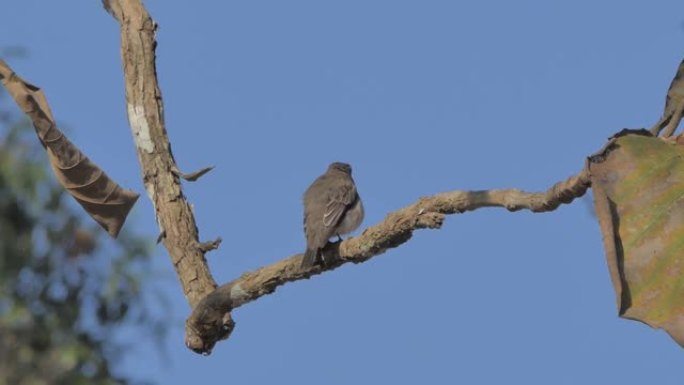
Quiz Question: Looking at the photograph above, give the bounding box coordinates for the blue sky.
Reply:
[3,1,684,384]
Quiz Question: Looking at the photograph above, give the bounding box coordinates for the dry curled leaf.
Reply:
[591,132,684,346]
[0,59,139,238]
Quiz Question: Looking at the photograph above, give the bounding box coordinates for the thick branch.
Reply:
[103,0,219,308]
[185,165,591,354]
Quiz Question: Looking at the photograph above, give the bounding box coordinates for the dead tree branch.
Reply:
[185,165,591,354]
[103,0,222,312]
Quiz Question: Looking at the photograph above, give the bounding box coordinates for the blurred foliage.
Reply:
[0,71,164,384]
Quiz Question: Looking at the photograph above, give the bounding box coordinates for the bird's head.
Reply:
[328,162,352,175]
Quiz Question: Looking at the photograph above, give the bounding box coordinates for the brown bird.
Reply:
[651,58,684,137]
[301,162,364,269]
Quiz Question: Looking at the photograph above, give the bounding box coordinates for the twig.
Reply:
[173,165,215,182]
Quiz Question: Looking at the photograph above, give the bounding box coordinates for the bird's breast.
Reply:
[335,197,364,235]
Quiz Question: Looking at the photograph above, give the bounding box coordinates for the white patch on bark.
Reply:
[145,182,163,233]
[127,103,155,153]
[230,283,249,303]
[145,182,156,208]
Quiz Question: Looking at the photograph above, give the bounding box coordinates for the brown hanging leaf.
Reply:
[0,59,139,238]
[591,130,684,346]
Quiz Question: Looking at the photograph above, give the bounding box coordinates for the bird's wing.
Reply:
[323,183,356,228]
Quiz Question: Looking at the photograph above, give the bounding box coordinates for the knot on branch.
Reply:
[415,211,445,229]
[199,237,222,253]
[185,293,234,355]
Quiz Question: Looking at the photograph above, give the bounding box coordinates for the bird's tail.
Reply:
[301,248,319,269]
